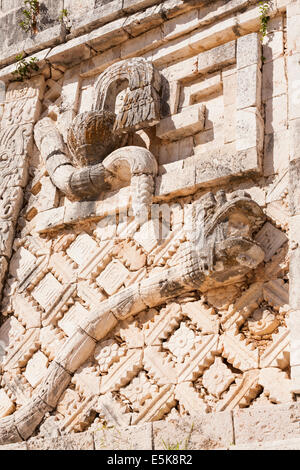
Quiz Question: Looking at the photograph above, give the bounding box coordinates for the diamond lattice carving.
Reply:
[0,185,292,439]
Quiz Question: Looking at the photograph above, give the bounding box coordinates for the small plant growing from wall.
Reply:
[58,8,71,33]
[59,8,69,23]
[19,0,40,34]
[12,54,39,82]
[258,1,270,41]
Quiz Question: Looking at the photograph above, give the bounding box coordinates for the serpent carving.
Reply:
[0,56,267,444]
[34,57,161,221]
[0,190,265,444]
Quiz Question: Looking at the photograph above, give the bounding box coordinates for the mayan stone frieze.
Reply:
[0,0,298,447]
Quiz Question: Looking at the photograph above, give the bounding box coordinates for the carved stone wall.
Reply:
[0,0,298,446]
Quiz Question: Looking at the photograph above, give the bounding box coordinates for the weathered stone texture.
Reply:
[0,0,297,449]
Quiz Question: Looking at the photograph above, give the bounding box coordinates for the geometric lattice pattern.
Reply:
[0,211,291,431]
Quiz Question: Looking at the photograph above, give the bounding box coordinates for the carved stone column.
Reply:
[287,1,300,393]
[0,76,45,300]
[289,160,300,393]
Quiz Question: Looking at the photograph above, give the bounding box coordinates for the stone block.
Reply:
[64,201,97,225]
[0,442,27,450]
[287,254,300,310]
[287,5,300,54]
[161,56,198,82]
[233,403,300,445]
[266,168,288,204]
[290,339,300,367]
[70,1,123,38]
[262,57,286,102]
[197,40,236,74]
[202,93,224,131]
[64,0,95,19]
[26,177,59,220]
[198,0,247,27]
[61,65,81,111]
[287,54,300,121]
[237,64,261,110]
[193,125,223,151]
[255,222,287,262]
[289,159,300,216]
[123,0,160,13]
[264,131,290,176]
[160,79,180,116]
[222,72,237,106]
[223,104,236,144]
[87,18,129,52]
[237,32,261,69]
[163,9,199,41]
[0,8,27,50]
[286,1,300,17]
[27,432,94,450]
[291,364,300,393]
[236,107,264,152]
[46,36,91,66]
[232,438,300,450]
[121,26,163,59]
[289,118,300,161]
[155,166,196,198]
[235,2,262,34]
[289,214,300,246]
[37,0,64,31]
[189,16,236,53]
[0,256,7,288]
[160,146,261,200]
[0,0,24,12]
[94,423,152,450]
[80,46,121,77]
[158,137,193,165]
[156,105,205,141]
[153,412,233,450]
[123,4,164,37]
[189,73,222,103]
[148,31,191,66]
[33,207,65,233]
[258,368,293,404]
[262,30,284,63]
[23,24,64,56]
[290,221,300,311]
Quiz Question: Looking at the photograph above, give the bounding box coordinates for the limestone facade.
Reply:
[0,0,299,446]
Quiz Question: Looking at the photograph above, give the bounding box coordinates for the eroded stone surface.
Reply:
[0,0,296,448]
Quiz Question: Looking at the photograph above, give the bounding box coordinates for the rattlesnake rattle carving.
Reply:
[0,193,265,444]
